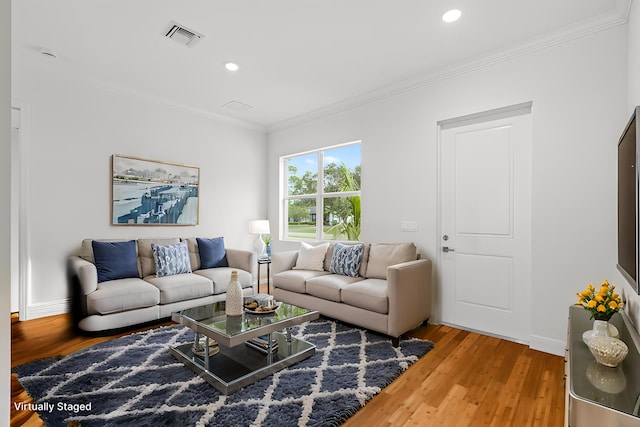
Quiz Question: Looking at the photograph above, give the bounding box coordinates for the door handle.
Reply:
[442,246,455,253]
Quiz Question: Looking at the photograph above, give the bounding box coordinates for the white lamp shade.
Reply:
[249,220,270,235]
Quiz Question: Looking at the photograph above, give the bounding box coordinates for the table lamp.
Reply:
[249,220,270,259]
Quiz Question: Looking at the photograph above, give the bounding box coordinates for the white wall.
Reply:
[1,0,11,422]
[629,0,640,111]
[11,66,267,317]
[267,26,628,355]
[618,0,640,330]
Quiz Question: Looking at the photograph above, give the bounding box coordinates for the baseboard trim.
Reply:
[529,334,566,357]
[25,298,71,320]
[439,321,566,356]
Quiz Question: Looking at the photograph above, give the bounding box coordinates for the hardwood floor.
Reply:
[10,314,566,426]
[342,325,565,427]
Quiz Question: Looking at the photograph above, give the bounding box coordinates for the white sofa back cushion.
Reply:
[365,243,417,279]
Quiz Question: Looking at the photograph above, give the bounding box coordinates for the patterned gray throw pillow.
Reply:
[152,241,192,277]
[329,243,365,277]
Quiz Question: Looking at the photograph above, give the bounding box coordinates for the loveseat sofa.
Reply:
[272,241,431,345]
[69,237,256,332]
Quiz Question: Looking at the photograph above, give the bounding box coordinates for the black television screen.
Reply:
[618,106,639,291]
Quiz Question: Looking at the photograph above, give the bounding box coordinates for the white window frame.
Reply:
[280,141,361,242]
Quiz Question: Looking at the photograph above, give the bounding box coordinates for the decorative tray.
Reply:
[243,303,279,314]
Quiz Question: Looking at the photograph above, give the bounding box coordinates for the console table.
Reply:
[566,305,640,426]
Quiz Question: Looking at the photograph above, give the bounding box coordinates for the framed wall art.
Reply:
[111,154,200,225]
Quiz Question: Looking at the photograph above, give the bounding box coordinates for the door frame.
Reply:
[11,101,31,320]
[435,101,533,338]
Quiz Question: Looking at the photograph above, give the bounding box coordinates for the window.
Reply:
[282,142,361,241]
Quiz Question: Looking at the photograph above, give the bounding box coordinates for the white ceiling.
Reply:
[12,0,628,131]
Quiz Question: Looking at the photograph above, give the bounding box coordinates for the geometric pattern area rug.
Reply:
[13,318,434,427]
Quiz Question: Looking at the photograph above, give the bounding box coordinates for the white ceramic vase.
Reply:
[225,270,244,316]
[582,320,620,346]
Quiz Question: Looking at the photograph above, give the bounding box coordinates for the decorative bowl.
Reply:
[588,336,628,368]
[582,323,620,346]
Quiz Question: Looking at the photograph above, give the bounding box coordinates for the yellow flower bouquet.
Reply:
[576,280,624,321]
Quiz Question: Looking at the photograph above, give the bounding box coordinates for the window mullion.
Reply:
[324,191,360,198]
[317,151,324,241]
[283,193,317,201]
[282,158,288,239]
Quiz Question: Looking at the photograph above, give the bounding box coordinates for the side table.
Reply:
[257,258,272,294]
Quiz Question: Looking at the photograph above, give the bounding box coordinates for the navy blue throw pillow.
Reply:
[197,237,229,269]
[92,240,139,283]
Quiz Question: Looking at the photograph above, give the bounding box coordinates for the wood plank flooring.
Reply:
[342,325,565,427]
[11,314,566,426]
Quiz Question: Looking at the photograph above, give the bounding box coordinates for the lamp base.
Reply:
[255,235,266,257]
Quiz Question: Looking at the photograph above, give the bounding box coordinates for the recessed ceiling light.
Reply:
[224,62,239,71]
[442,9,462,23]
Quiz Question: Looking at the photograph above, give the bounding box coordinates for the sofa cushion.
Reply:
[330,243,365,277]
[194,267,253,294]
[341,278,389,314]
[86,278,160,315]
[293,242,330,271]
[144,273,213,304]
[138,238,181,277]
[151,241,192,277]
[365,243,417,280]
[91,240,140,283]
[184,238,202,271]
[323,242,336,272]
[273,270,331,293]
[197,237,229,269]
[306,274,363,302]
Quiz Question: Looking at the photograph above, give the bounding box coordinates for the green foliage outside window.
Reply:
[324,163,361,241]
[285,144,361,241]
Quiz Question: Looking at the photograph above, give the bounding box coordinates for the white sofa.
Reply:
[69,237,257,332]
[272,242,431,345]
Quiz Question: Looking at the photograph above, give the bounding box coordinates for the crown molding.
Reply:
[267,1,631,134]
[17,1,630,136]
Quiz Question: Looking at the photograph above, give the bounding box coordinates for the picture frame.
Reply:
[111,154,200,225]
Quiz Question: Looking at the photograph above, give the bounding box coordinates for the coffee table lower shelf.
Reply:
[170,331,315,394]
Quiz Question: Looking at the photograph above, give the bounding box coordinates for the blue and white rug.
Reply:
[13,318,433,427]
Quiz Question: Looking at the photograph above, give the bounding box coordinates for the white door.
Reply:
[439,108,532,343]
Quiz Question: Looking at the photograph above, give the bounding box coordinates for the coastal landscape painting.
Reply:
[112,154,199,225]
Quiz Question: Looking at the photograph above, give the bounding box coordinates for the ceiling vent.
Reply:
[164,21,204,47]
[222,101,255,113]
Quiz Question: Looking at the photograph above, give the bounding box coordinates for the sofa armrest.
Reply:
[272,250,299,275]
[69,255,98,295]
[225,248,257,279]
[386,258,432,338]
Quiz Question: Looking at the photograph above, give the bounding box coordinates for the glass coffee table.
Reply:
[170,299,319,394]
